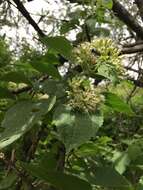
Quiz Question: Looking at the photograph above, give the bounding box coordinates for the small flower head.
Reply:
[67,76,104,113]
[72,38,123,76]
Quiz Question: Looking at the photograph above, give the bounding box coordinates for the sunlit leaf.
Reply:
[102,0,113,9]
[104,92,134,115]
[98,64,118,82]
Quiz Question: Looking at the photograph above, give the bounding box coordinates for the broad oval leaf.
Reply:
[53,105,103,152]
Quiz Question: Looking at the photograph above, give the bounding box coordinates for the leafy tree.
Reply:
[0,0,143,190]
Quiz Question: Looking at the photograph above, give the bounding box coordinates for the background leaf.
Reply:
[0,71,31,84]
[0,96,56,149]
[92,166,132,189]
[24,163,92,190]
[0,172,17,190]
[0,87,14,99]
[104,92,134,115]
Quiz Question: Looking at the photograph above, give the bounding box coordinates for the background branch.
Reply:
[112,0,143,39]
[12,0,45,37]
[134,0,143,22]
[121,43,143,54]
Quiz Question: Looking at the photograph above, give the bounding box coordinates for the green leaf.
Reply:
[0,87,14,99]
[127,140,143,163]
[102,0,113,9]
[86,18,96,29]
[76,137,112,157]
[112,152,130,174]
[0,71,31,84]
[44,53,59,65]
[94,27,110,37]
[136,183,143,190]
[37,152,57,171]
[75,142,99,157]
[97,64,118,82]
[24,164,92,190]
[0,172,17,190]
[86,18,110,37]
[41,36,73,59]
[136,176,143,190]
[104,92,134,115]
[31,60,61,79]
[60,19,79,34]
[53,105,103,152]
[92,167,132,188]
[0,96,56,149]
[96,3,105,22]
[39,79,65,98]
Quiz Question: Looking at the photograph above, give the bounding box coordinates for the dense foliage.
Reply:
[0,0,143,189]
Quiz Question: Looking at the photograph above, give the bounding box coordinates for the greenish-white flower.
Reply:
[72,38,123,76]
[67,76,104,113]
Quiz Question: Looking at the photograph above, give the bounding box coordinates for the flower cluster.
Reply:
[67,76,104,113]
[72,42,97,75]
[72,38,123,76]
